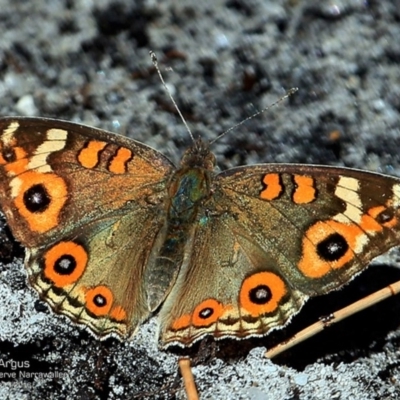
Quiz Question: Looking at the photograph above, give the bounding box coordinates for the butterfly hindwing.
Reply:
[26,210,170,339]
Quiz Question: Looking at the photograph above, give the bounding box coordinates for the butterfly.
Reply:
[1,115,400,349]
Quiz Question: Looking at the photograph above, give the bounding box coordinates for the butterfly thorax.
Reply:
[179,138,216,170]
[168,139,215,222]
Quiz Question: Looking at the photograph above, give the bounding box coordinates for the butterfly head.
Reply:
[180,138,216,171]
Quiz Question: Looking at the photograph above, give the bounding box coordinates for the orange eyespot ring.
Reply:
[43,241,88,287]
[240,272,286,317]
[192,299,224,327]
[13,171,68,233]
[85,286,114,316]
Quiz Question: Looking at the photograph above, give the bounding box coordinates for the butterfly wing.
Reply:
[0,117,175,338]
[0,117,173,247]
[159,164,400,346]
[27,212,167,338]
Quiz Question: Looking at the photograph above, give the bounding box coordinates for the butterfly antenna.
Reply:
[150,51,196,144]
[209,87,298,145]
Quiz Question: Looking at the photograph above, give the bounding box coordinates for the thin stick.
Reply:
[265,279,400,359]
[179,358,199,400]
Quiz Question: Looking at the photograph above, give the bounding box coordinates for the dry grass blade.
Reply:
[266,280,400,358]
[179,358,199,400]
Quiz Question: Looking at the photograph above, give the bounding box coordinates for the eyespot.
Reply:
[298,220,364,278]
[85,286,113,316]
[240,272,287,317]
[12,171,68,233]
[316,233,348,261]
[192,299,224,327]
[43,241,88,287]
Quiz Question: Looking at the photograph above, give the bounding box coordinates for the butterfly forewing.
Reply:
[218,164,400,294]
[0,117,174,248]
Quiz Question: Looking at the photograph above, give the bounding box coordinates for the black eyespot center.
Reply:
[23,184,51,213]
[54,254,76,275]
[377,208,394,224]
[93,294,107,307]
[249,284,272,305]
[316,233,348,261]
[199,307,214,319]
[2,147,16,163]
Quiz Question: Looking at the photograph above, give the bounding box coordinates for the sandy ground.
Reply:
[0,0,399,399]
